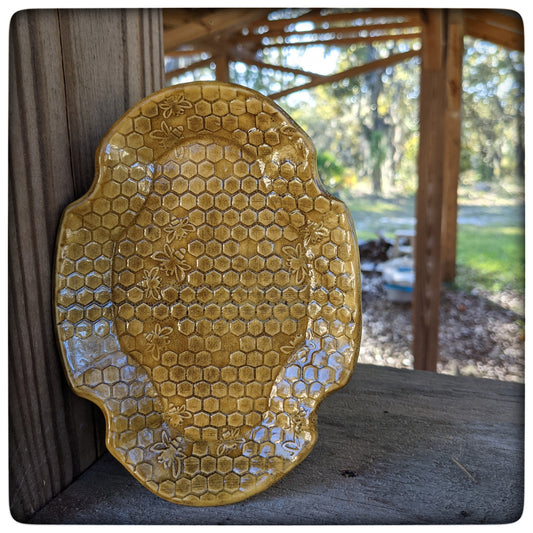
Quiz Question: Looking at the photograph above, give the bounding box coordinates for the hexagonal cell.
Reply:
[228,319,245,336]
[187,239,204,258]
[74,257,92,276]
[206,176,223,194]
[263,319,280,336]
[215,455,233,476]
[192,98,213,118]
[102,180,121,199]
[144,225,161,242]
[273,269,290,286]
[187,116,204,134]
[212,100,229,116]
[229,158,248,179]
[200,85,220,102]
[227,412,244,428]
[237,334,254,352]
[240,271,256,288]
[188,176,205,195]
[221,114,238,132]
[228,96,246,114]
[129,414,146,433]
[205,115,221,132]
[193,380,210,399]
[264,129,280,146]
[245,97,262,115]
[228,225,246,242]
[257,240,274,257]
[214,193,231,211]
[92,198,111,217]
[257,208,275,226]
[133,115,151,134]
[222,240,238,257]
[247,129,263,147]
[236,396,254,415]
[247,319,264,337]
[243,190,266,210]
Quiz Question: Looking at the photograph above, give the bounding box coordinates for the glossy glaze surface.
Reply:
[54,81,362,505]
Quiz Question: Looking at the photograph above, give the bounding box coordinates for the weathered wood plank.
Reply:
[9,8,164,521]
[9,11,98,520]
[28,364,524,525]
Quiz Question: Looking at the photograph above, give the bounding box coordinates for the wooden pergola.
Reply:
[9,9,524,522]
[162,7,524,372]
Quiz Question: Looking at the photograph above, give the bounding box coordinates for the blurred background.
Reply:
[164,7,524,382]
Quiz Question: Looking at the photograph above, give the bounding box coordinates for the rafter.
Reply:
[166,49,212,57]
[242,19,422,44]
[245,8,319,32]
[246,8,420,33]
[165,58,213,81]
[229,51,324,80]
[463,11,523,51]
[259,32,421,49]
[163,8,271,53]
[269,48,420,100]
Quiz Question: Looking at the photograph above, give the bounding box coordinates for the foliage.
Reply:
[460,37,524,184]
[280,37,523,198]
[315,151,346,192]
[165,21,525,296]
[283,42,422,196]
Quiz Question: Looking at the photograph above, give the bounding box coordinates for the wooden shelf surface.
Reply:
[29,363,524,525]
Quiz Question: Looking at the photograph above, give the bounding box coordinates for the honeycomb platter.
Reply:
[54,81,362,505]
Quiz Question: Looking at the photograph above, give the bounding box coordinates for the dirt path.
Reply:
[359,271,525,383]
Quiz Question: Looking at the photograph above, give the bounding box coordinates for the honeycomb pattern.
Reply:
[54,81,362,506]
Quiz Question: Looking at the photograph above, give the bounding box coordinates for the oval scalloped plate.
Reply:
[54,81,362,506]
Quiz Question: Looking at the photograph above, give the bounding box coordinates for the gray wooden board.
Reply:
[28,364,524,525]
[8,9,163,521]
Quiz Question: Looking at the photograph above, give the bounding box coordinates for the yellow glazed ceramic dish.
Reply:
[54,81,362,506]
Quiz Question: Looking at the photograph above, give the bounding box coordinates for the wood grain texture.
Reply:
[29,364,524,525]
[8,8,163,522]
[413,10,446,371]
[441,11,464,282]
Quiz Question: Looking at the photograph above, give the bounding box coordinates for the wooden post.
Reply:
[215,53,230,82]
[9,9,163,521]
[413,9,447,371]
[441,10,464,282]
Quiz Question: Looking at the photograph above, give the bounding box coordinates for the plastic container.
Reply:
[381,257,415,302]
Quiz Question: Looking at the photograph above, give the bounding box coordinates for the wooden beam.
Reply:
[214,54,230,83]
[165,58,213,80]
[230,53,322,80]
[245,8,319,32]
[163,8,271,53]
[441,10,464,282]
[166,48,211,57]
[464,9,523,34]
[259,32,421,49]
[463,14,523,51]
[240,20,422,43]
[247,8,421,32]
[268,48,419,99]
[413,9,446,372]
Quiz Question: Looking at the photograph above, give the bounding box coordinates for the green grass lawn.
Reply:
[455,224,525,293]
[342,187,525,295]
